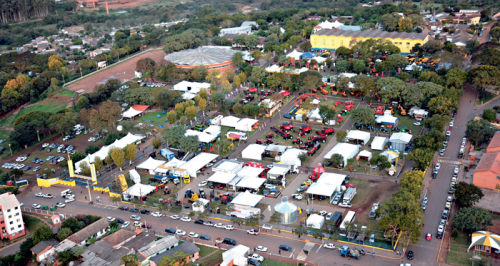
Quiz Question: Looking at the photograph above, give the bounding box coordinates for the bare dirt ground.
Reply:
[66,49,166,94]
[352,179,400,223]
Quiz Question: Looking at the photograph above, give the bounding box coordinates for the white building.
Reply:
[219,21,257,36]
[324,143,360,166]
[0,192,25,240]
[222,244,250,265]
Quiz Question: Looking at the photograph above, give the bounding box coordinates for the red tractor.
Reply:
[309,134,327,143]
[245,94,255,101]
[247,87,258,93]
[265,138,274,144]
[318,127,335,135]
[299,124,312,135]
[282,132,293,140]
[292,137,303,145]
[280,122,294,131]
[256,139,264,144]
[266,132,275,138]
[307,142,321,156]
[299,140,314,150]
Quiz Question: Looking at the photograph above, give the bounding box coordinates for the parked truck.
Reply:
[343,187,357,204]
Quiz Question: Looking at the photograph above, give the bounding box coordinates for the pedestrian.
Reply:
[85,196,87,200]
[397,250,400,255]
[279,229,281,234]
[30,188,31,191]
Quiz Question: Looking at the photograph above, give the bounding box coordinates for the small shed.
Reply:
[371,136,388,151]
[389,132,412,152]
[306,214,324,229]
[358,150,372,161]
[241,144,267,160]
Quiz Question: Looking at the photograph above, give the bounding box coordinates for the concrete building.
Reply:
[311,29,428,54]
[67,218,109,246]
[0,192,25,240]
[31,239,59,262]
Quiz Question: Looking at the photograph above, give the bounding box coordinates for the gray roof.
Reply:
[265,144,288,153]
[102,229,135,246]
[82,240,132,266]
[122,232,156,250]
[137,235,179,257]
[31,239,59,254]
[314,28,427,40]
[241,21,257,27]
[337,25,362,31]
[164,46,237,66]
[68,218,109,244]
[149,242,200,265]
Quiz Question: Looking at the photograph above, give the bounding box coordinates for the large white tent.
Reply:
[171,81,210,92]
[198,132,218,143]
[230,191,264,207]
[268,164,290,179]
[207,172,237,184]
[346,130,371,145]
[371,136,388,151]
[235,118,258,132]
[241,144,266,161]
[315,172,345,193]
[181,153,218,178]
[375,111,399,126]
[155,158,187,176]
[129,169,141,184]
[204,125,221,136]
[136,157,166,174]
[307,108,322,123]
[390,133,412,151]
[324,143,360,166]
[306,182,337,198]
[221,116,241,127]
[123,183,156,199]
[122,107,143,119]
[306,214,325,229]
[286,49,303,60]
[310,56,326,64]
[280,148,307,166]
[265,64,282,73]
[235,177,266,191]
[236,167,264,178]
[185,130,202,137]
[75,133,143,171]
[213,160,243,174]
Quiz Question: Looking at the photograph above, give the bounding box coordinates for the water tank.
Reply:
[274,196,298,225]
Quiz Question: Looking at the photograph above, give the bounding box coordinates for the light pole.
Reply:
[37,130,40,142]
[9,143,12,156]
[87,180,92,202]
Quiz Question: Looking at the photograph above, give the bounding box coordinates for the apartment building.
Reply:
[0,192,25,240]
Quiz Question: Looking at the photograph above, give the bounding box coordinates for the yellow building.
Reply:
[444,15,481,25]
[311,29,429,55]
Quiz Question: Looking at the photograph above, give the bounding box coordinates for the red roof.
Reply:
[476,152,500,175]
[487,132,500,152]
[132,105,149,112]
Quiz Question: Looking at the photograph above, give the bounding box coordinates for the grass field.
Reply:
[14,91,73,123]
[197,250,223,265]
[196,244,218,257]
[446,231,488,266]
[23,215,46,234]
[0,114,16,128]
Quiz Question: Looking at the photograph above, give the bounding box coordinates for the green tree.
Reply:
[184,106,198,124]
[32,226,53,245]
[408,148,434,170]
[85,145,100,154]
[319,105,336,124]
[121,254,140,266]
[70,246,85,257]
[399,171,425,199]
[164,125,186,146]
[158,251,189,266]
[104,133,121,145]
[330,154,344,167]
[109,147,125,170]
[453,182,484,208]
[452,208,493,233]
[166,110,177,125]
[270,212,282,224]
[350,107,375,125]
[466,119,497,145]
[299,41,312,51]
[335,129,347,143]
[179,135,199,153]
[352,60,366,73]
[445,68,467,88]
[57,227,73,241]
[124,144,137,165]
[482,109,496,122]
[250,67,266,87]
[152,136,162,149]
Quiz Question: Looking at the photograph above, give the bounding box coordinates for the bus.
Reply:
[339,211,356,237]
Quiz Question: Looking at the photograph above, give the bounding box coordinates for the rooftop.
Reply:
[313,28,428,40]
[476,152,500,175]
[150,242,200,265]
[121,231,156,250]
[31,239,59,254]
[101,229,135,246]
[137,235,179,258]
[487,132,500,152]
[164,46,237,66]
[67,218,109,244]
[0,192,21,209]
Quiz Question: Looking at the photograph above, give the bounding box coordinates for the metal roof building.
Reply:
[164,46,237,72]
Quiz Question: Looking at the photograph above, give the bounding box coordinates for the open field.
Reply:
[198,250,223,265]
[196,244,218,257]
[66,49,167,93]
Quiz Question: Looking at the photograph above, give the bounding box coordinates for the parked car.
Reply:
[279,245,292,251]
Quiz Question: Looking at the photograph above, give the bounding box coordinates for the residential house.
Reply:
[67,218,109,246]
[82,37,99,47]
[221,244,250,265]
[149,242,200,266]
[257,37,265,49]
[101,229,135,246]
[90,48,110,58]
[31,239,59,262]
[473,132,500,190]
[459,9,480,14]
[0,192,25,240]
[81,240,132,266]
[303,16,322,21]
[137,235,180,262]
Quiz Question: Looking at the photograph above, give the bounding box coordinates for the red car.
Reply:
[217,184,225,190]
[345,183,355,188]
[141,223,152,229]
[426,233,432,241]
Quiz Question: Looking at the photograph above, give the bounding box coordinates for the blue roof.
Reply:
[301,52,317,59]
[337,25,362,31]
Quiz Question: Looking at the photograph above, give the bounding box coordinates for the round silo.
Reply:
[274,196,298,225]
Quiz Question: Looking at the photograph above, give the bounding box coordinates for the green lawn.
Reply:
[260,259,296,266]
[196,244,218,257]
[477,91,496,105]
[0,129,11,150]
[0,114,15,128]
[58,90,76,97]
[23,215,47,234]
[197,250,223,265]
[131,110,169,126]
[15,101,68,122]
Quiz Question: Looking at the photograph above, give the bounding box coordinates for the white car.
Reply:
[453,167,459,175]
[214,223,225,228]
[339,202,352,208]
[181,216,191,222]
[265,184,276,190]
[42,143,49,147]
[43,194,54,199]
[32,204,41,209]
[449,122,454,127]
[247,229,259,235]
[438,225,444,232]
[462,138,467,145]
[445,202,451,209]
[435,163,441,170]
[224,225,234,230]
[133,221,142,227]
[56,202,66,208]
[446,131,451,136]
[413,122,421,126]
[151,212,162,217]
[203,221,214,226]
[176,230,186,236]
[35,192,44,197]
[198,181,208,187]
[170,215,180,220]
[65,198,75,203]
[122,221,130,228]
[291,194,303,200]
[130,215,141,220]
[255,246,268,252]
[324,243,336,249]
[248,254,264,262]
[106,217,116,222]
[188,232,199,238]
[326,213,333,220]
[318,210,327,216]
[447,196,453,202]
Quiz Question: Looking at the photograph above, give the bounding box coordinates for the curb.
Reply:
[476,93,500,108]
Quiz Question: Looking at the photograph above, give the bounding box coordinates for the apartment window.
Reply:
[10,227,14,231]
[17,225,21,228]
[407,42,410,45]
[497,175,500,180]
[18,230,22,234]
[1,221,4,224]
[12,233,15,237]
[496,184,500,190]
[9,221,13,225]
[16,219,20,222]
[14,213,19,216]
[8,215,11,219]
[6,209,10,213]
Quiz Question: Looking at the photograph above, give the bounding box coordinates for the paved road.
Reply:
[18,187,402,265]
[0,241,23,257]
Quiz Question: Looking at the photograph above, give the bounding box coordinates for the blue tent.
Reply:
[301,52,317,59]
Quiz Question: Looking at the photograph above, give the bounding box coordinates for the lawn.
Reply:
[446,231,488,266]
[196,244,218,257]
[131,110,169,128]
[15,99,68,123]
[477,90,496,105]
[197,250,223,265]
[260,260,296,266]
[23,215,45,234]
[349,179,372,205]
[0,114,15,128]
[58,90,76,97]
[0,129,11,152]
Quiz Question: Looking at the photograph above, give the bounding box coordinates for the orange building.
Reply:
[473,132,500,190]
[164,46,236,73]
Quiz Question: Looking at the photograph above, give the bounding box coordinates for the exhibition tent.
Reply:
[235,177,266,191]
[171,81,210,92]
[286,49,303,60]
[154,158,187,174]
[213,160,243,174]
[267,164,290,179]
[236,167,264,178]
[390,132,413,151]
[207,172,237,184]
[241,144,267,161]
[204,126,221,136]
[136,157,166,174]
[358,150,372,161]
[185,130,202,137]
[375,112,399,126]
[346,130,371,145]
[306,182,337,198]
[181,153,218,178]
[230,191,264,207]
[323,143,360,166]
[265,64,282,73]
[122,107,143,119]
[123,183,156,198]
[221,116,241,127]
[306,214,325,229]
[198,132,218,143]
[301,52,317,59]
[235,118,258,132]
[280,148,307,166]
[371,136,388,151]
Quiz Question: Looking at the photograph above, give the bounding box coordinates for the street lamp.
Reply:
[37,130,40,142]
[9,143,12,156]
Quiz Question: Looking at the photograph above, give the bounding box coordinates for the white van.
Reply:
[61,189,72,197]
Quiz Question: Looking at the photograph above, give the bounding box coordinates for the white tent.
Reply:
[185,130,202,137]
[236,176,266,190]
[231,191,264,207]
[346,130,370,145]
[181,153,219,178]
[241,144,266,160]
[316,173,345,192]
[198,132,217,143]
[324,143,360,166]
[235,118,258,132]
[280,148,307,166]
[371,136,388,151]
[213,160,243,174]
[338,73,357,79]
[155,158,187,176]
[242,51,254,61]
[182,92,197,100]
[75,133,143,171]
[375,112,399,126]
[306,214,324,229]
[306,183,337,198]
[192,198,210,212]
[123,183,155,198]
[390,133,412,151]
[221,116,241,127]
[122,107,143,118]
[204,125,221,136]
[207,172,237,184]
[171,81,210,92]
[265,64,282,73]
[136,157,166,174]
[310,56,326,64]
[307,108,322,123]
[267,164,290,179]
[318,20,343,29]
[358,150,372,161]
[286,49,303,60]
[236,167,264,178]
[129,169,141,184]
